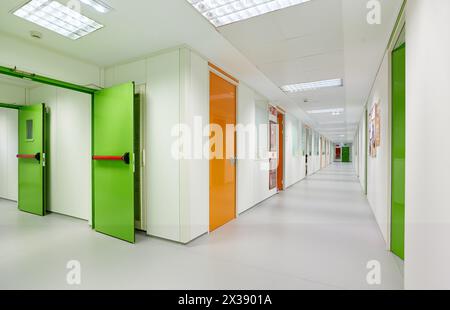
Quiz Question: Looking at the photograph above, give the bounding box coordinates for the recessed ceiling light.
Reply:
[307,108,344,115]
[187,0,311,27]
[13,0,104,40]
[80,0,112,13]
[282,78,343,93]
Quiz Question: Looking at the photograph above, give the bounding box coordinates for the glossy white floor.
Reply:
[0,163,403,290]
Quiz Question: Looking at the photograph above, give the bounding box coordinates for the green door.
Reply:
[391,44,405,259]
[18,103,46,216]
[341,147,350,163]
[93,82,135,243]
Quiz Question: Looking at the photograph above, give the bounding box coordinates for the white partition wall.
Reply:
[179,49,210,242]
[0,81,24,202]
[29,85,92,222]
[236,82,256,214]
[284,113,306,188]
[0,107,18,201]
[146,50,183,241]
[252,100,277,207]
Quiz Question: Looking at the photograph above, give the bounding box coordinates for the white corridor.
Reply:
[0,163,403,290]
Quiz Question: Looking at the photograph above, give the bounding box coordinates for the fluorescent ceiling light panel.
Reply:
[307,108,344,115]
[13,0,104,40]
[80,0,112,13]
[187,0,311,27]
[282,78,343,93]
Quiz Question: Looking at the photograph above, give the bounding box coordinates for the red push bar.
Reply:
[92,155,123,161]
[17,154,36,159]
[92,153,130,164]
[17,153,40,161]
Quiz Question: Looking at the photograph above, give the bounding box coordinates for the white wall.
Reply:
[29,85,92,221]
[236,83,257,214]
[252,100,277,207]
[0,107,18,201]
[0,82,26,105]
[284,113,306,188]
[357,111,367,193]
[0,33,101,87]
[365,55,391,244]
[236,85,279,214]
[354,52,390,246]
[308,131,321,175]
[180,49,210,242]
[146,50,182,242]
[404,0,450,290]
[0,82,24,202]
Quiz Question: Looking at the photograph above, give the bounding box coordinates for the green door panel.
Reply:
[342,147,350,163]
[18,104,46,216]
[93,82,135,243]
[391,44,406,260]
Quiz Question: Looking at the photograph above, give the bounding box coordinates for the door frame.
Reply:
[208,65,239,231]
[0,68,99,223]
[134,84,147,232]
[277,111,284,191]
[390,42,406,259]
[386,7,406,252]
[17,103,47,216]
[0,103,23,110]
[1,66,140,241]
[0,66,95,94]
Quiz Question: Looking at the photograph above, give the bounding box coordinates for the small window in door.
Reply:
[26,119,34,141]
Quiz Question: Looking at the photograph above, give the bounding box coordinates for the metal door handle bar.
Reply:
[17,153,40,162]
[92,152,130,164]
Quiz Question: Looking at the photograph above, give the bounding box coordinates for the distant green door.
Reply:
[391,44,406,260]
[93,82,135,243]
[18,104,47,216]
[341,147,350,162]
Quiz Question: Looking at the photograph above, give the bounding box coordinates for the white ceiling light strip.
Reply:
[282,78,343,93]
[187,0,311,27]
[307,108,344,115]
[80,0,112,13]
[13,0,104,40]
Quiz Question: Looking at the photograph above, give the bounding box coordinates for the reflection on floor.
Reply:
[0,163,403,289]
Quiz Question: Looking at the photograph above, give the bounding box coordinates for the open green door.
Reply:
[93,82,135,243]
[18,104,47,216]
[391,44,405,259]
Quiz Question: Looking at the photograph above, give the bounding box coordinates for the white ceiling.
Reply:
[219,0,403,143]
[0,0,403,142]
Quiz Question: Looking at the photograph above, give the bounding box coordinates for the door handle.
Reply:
[17,153,40,162]
[92,152,130,165]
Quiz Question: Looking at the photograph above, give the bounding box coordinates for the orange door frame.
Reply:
[209,69,237,232]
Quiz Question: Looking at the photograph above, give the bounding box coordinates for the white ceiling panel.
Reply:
[219,0,403,143]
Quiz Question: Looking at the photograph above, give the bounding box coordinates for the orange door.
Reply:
[277,113,284,191]
[209,72,236,232]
